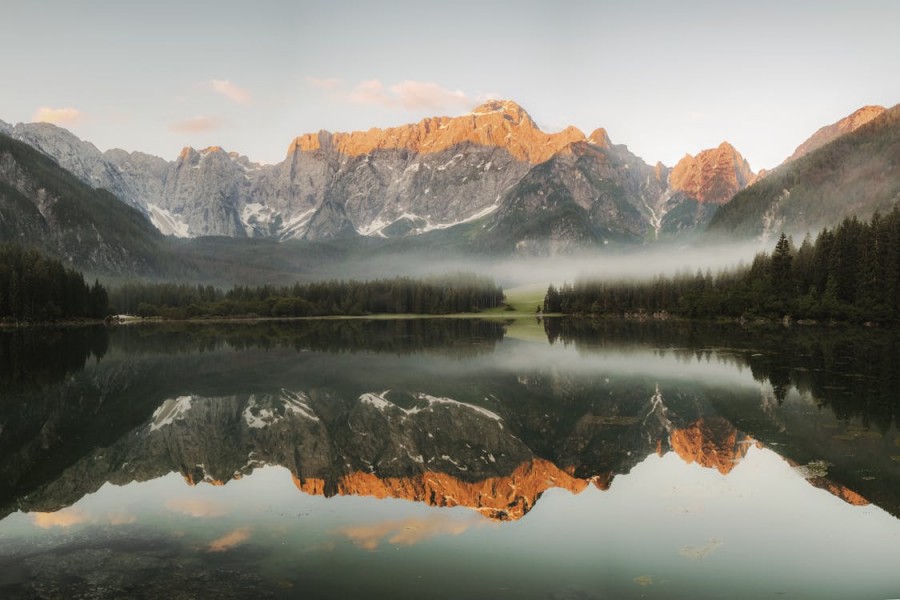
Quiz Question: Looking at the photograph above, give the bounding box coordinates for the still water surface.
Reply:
[1,319,898,599]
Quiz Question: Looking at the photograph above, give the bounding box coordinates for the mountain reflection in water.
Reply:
[0,318,898,599]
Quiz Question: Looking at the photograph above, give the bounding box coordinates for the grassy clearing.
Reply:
[482,283,547,316]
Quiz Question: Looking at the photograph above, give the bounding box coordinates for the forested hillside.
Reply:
[0,245,109,321]
[707,105,900,238]
[549,208,900,322]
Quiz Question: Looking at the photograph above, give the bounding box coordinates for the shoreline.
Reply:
[1,311,891,330]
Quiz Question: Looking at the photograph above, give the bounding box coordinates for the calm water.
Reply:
[1,319,898,599]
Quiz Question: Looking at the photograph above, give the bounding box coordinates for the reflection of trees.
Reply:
[108,318,505,358]
[548,318,900,432]
[0,326,109,391]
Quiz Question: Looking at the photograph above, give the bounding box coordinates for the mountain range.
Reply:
[1,100,897,276]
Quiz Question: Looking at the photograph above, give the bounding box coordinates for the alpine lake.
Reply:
[1,317,898,599]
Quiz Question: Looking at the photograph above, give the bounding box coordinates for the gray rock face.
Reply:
[5,122,149,214]
[160,147,255,237]
[0,133,163,274]
[103,148,169,208]
[484,141,668,252]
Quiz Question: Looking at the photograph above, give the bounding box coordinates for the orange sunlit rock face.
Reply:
[668,142,754,204]
[287,100,590,164]
[807,478,870,506]
[781,456,871,508]
[292,458,589,520]
[182,473,227,486]
[670,417,751,475]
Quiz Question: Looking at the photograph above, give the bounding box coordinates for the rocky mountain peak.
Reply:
[670,417,752,475]
[785,104,887,163]
[285,100,585,164]
[470,99,535,125]
[668,141,754,204]
[177,146,199,162]
[588,128,612,148]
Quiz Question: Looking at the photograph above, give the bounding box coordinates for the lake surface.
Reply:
[1,319,898,599]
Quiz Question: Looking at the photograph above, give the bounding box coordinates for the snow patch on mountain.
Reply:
[416,393,503,421]
[281,390,319,421]
[150,396,193,431]
[147,203,191,237]
[278,208,317,240]
[357,204,499,237]
[243,389,319,428]
[417,203,499,233]
[359,391,503,423]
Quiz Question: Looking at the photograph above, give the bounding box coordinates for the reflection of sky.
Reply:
[3,449,899,599]
[492,338,761,389]
[270,336,766,393]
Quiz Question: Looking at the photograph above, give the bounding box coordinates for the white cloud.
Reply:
[31,508,90,529]
[169,116,228,133]
[209,79,252,105]
[32,106,83,125]
[305,76,343,91]
[347,79,471,111]
[207,527,252,552]
[390,80,470,110]
[348,79,390,106]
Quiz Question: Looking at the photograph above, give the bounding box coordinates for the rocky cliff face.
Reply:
[669,142,755,205]
[785,105,886,163]
[670,417,752,475]
[159,147,257,237]
[485,142,659,252]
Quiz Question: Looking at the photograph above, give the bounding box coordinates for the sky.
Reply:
[2,0,898,170]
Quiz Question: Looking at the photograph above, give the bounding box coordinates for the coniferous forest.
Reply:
[109,274,504,319]
[546,208,900,323]
[0,245,109,321]
[1,244,503,322]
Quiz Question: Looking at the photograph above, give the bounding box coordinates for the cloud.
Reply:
[107,511,137,526]
[32,106,83,125]
[209,79,252,105]
[32,508,90,529]
[207,527,252,552]
[305,76,343,91]
[391,80,470,110]
[169,116,228,133]
[347,79,471,111]
[165,497,226,518]
[335,515,481,551]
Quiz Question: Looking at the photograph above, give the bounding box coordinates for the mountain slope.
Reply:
[0,133,166,274]
[481,142,656,251]
[707,104,900,240]
[785,105,886,164]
